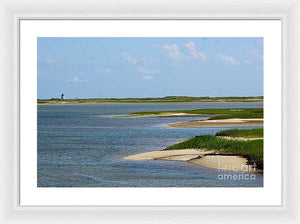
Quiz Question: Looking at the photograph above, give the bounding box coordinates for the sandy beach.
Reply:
[190,155,251,172]
[124,149,213,161]
[107,112,208,118]
[124,149,257,172]
[107,112,263,128]
[167,118,263,128]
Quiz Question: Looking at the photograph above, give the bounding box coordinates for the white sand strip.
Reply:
[124,149,257,172]
[168,118,263,128]
[106,113,208,118]
[123,149,211,161]
[190,155,253,172]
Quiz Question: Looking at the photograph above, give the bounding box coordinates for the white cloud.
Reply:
[137,67,150,74]
[149,43,160,48]
[45,57,53,64]
[217,54,239,65]
[162,44,183,59]
[142,75,154,80]
[246,44,263,60]
[184,41,206,60]
[137,66,157,74]
[121,51,157,75]
[66,77,89,83]
[121,52,136,64]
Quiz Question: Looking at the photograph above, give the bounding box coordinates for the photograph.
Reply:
[37,37,264,187]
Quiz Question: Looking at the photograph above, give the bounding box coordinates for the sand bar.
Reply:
[124,149,212,161]
[108,113,263,128]
[167,118,263,128]
[124,149,256,172]
[107,113,209,118]
[190,155,253,172]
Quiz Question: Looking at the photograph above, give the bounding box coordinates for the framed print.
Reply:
[0,0,300,223]
[19,19,281,206]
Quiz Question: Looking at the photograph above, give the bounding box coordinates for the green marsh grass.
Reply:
[166,134,263,169]
[216,128,263,138]
[132,108,263,120]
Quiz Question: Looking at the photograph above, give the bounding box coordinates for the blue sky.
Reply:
[37,37,263,99]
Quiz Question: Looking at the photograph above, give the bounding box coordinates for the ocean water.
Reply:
[38,102,263,187]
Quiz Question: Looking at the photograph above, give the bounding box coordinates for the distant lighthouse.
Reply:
[61,93,64,100]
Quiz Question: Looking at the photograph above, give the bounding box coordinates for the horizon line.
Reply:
[38,95,264,100]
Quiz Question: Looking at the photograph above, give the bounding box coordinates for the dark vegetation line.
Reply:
[37,96,263,104]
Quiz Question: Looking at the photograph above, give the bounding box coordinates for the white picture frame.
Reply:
[0,0,298,223]
[19,19,280,207]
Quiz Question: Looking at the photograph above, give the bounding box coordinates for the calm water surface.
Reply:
[38,102,263,187]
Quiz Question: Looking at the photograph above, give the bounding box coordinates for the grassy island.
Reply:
[131,108,263,120]
[166,128,263,169]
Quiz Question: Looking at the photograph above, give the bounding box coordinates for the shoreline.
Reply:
[124,149,260,173]
[37,101,263,106]
[124,128,263,173]
[167,118,263,128]
[107,112,263,128]
[106,113,211,118]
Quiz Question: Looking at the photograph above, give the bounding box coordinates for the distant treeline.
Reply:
[37,96,263,104]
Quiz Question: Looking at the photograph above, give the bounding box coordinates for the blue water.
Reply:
[38,102,263,187]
